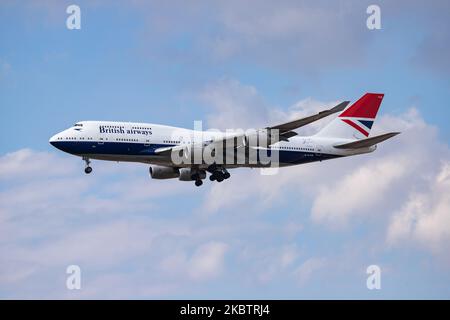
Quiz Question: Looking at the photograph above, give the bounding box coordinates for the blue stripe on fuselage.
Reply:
[50,141,341,165]
[265,149,341,164]
[50,141,173,156]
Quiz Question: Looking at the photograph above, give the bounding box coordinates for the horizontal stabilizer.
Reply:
[334,132,400,149]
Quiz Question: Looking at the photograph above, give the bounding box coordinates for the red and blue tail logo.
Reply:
[339,93,384,137]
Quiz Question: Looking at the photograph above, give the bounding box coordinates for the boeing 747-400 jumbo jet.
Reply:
[49,93,399,186]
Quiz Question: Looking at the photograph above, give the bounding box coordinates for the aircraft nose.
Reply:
[49,133,59,146]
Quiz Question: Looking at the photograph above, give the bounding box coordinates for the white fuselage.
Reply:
[49,121,374,169]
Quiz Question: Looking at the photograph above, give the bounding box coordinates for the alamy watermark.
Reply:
[366,265,381,290]
[366,5,381,30]
[66,265,81,290]
[66,4,81,30]
[165,121,281,175]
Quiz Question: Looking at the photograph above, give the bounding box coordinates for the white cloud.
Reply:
[387,161,450,253]
[0,148,78,180]
[158,241,229,282]
[269,98,341,136]
[294,257,327,286]
[0,149,200,297]
[3,0,450,298]
[199,79,450,259]
[2,81,450,298]
[311,157,408,227]
[188,241,228,280]
[310,107,448,228]
[129,0,376,72]
[0,149,192,225]
[199,78,270,130]
[0,148,236,297]
[245,243,300,284]
[20,1,450,75]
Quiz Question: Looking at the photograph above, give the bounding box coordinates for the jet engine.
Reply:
[149,165,180,179]
[179,168,206,181]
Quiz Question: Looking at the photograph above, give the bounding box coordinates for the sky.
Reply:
[0,0,450,299]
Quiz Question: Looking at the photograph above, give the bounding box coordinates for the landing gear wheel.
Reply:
[195,179,203,187]
[83,157,92,174]
[210,170,227,182]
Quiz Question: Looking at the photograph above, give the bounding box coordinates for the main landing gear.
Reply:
[209,168,231,183]
[195,179,203,187]
[191,171,204,187]
[190,166,230,186]
[83,157,92,174]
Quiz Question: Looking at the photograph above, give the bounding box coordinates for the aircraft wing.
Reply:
[154,101,351,157]
[154,133,247,158]
[334,132,400,149]
[268,101,350,133]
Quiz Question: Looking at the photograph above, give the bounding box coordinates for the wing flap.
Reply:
[154,145,185,156]
[154,133,247,157]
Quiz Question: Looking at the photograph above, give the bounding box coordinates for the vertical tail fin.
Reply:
[315,93,384,139]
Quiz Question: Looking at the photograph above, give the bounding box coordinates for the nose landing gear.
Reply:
[83,157,92,174]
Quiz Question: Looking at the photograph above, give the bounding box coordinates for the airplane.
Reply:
[49,93,399,186]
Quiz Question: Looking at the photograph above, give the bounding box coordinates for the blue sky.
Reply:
[1,0,450,299]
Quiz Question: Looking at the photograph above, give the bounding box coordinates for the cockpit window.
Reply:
[74,123,83,127]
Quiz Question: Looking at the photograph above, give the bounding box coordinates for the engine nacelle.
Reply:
[179,168,206,181]
[149,165,180,179]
